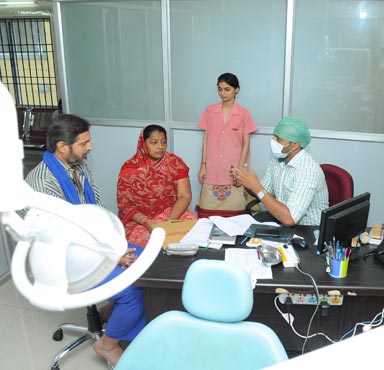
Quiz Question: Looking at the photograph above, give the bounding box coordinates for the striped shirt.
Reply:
[25,157,104,207]
[261,150,328,225]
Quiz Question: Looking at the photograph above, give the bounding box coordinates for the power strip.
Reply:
[277,244,300,268]
[278,293,343,306]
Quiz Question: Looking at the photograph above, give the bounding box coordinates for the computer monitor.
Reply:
[316,192,371,254]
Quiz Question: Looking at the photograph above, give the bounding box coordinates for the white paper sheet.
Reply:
[209,214,280,236]
[225,248,273,287]
[209,214,257,236]
[180,218,214,247]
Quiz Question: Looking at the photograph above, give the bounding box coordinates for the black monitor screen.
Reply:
[317,192,371,254]
[327,201,370,247]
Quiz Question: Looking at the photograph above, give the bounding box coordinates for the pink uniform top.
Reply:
[198,101,257,184]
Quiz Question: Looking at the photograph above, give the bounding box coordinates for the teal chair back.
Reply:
[114,259,288,370]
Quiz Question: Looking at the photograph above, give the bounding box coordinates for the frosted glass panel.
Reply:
[293,0,384,134]
[61,1,164,120]
[170,0,286,125]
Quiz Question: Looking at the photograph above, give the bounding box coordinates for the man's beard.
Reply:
[68,148,89,166]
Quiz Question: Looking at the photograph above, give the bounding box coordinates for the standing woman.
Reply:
[196,72,258,218]
[117,124,195,247]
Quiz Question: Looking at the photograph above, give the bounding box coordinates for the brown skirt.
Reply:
[196,184,256,218]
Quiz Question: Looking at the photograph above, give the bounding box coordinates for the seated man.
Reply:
[231,117,328,227]
[25,113,145,366]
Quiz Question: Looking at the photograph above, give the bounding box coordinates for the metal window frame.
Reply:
[0,17,58,108]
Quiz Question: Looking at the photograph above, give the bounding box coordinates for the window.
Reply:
[60,1,163,120]
[56,0,384,136]
[292,0,384,134]
[170,0,286,124]
[0,18,58,108]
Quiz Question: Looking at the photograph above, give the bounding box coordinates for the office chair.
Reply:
[320,164,354,206]
[114,259,288,370]
[245,163,354,217]
[50,304,105,370]
[28,107,56,147]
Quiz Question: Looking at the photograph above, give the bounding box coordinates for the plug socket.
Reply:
[320,301,330,317]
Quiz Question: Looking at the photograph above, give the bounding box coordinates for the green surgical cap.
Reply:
[273,117,311,148]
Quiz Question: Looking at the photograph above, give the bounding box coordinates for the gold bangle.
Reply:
[201,162,206,164]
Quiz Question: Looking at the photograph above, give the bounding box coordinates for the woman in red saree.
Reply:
[117,125,196,247]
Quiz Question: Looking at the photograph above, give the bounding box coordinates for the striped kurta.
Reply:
[25,157,104,207]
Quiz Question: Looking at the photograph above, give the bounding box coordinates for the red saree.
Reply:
[117,131,195,247]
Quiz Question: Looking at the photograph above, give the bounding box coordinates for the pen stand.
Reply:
[329,257,349,278]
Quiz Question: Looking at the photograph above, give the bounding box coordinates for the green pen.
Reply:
[205,242,211,250]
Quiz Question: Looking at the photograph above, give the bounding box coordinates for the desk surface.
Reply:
[137,225,384,296]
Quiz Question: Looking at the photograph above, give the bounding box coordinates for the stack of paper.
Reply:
[179,214,281,249]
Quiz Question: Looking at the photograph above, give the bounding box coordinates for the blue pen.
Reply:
[241,236,249,245]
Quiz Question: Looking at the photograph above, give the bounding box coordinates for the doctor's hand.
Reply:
[230,165,262,194]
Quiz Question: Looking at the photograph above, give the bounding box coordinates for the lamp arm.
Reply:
[0,81,26,212]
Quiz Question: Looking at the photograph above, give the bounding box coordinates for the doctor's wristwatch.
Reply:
[257,189,268,201]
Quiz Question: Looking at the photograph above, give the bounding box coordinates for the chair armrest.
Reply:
[246,197,261,216]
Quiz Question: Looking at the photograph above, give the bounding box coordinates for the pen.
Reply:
[325,252,330,272]
[241,236,249,245]
[205,242,211,251]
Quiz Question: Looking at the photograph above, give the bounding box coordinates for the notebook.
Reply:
[208,225,237,245]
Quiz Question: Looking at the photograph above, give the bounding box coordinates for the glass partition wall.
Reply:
[56,0,384,138]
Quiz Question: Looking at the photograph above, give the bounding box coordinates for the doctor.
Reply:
[230,117,328,227]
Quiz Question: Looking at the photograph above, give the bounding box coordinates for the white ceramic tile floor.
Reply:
[0,278,110,370]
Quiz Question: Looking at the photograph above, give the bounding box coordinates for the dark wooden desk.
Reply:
[136,226,384,354]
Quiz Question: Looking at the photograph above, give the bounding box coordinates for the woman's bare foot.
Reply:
[93,336,123,365]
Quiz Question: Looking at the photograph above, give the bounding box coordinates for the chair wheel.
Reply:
[52,328,63,341]
[51,367,60,370]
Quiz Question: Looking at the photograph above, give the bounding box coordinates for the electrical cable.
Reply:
[274,296,337,345]
[286,297,292,326]
[276,288,384,347]
[275,259,384,351]
[275,265,384,350]
[339,308,384,341]
[274,264,339,351]
[295,264,322,353]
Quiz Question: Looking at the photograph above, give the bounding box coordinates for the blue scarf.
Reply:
[43,151,97,205]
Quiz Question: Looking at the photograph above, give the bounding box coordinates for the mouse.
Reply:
[291,237,308,249]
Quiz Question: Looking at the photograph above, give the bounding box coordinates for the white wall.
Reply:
[88,125,383,227]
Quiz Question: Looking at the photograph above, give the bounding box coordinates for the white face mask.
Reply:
[270,139,292,159]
